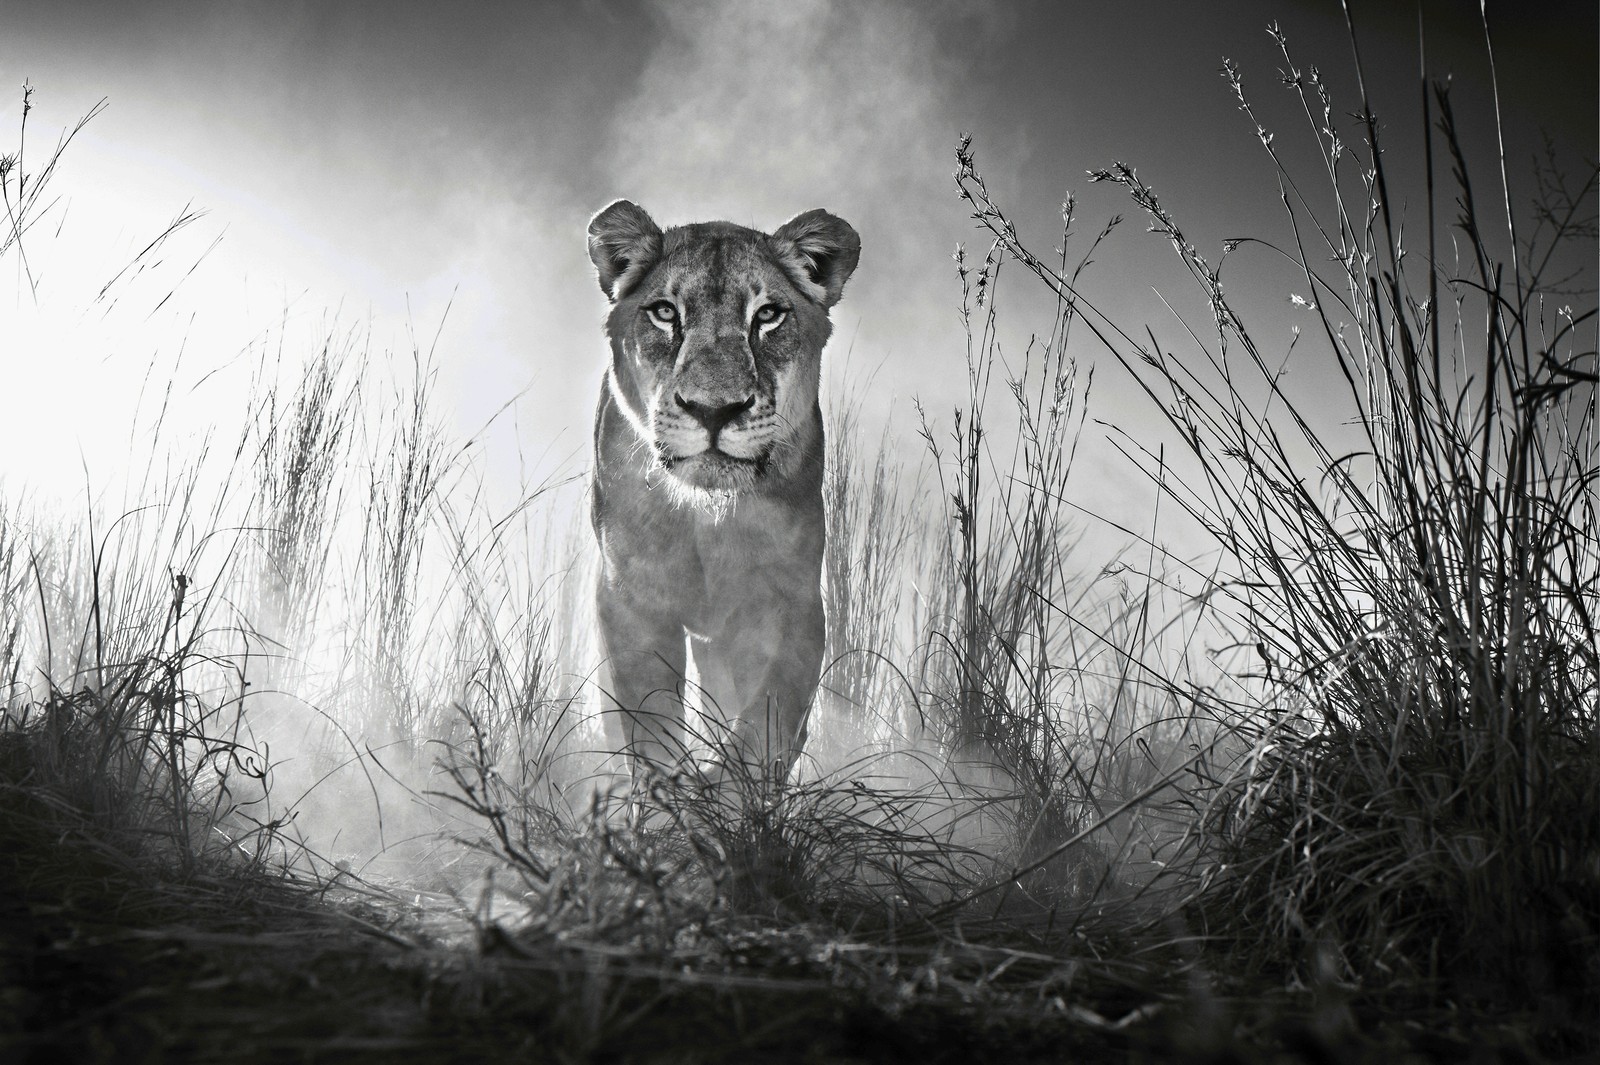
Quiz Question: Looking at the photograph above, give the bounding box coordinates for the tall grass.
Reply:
[2,84,269,867]
[820,389,926,741]
[0,87,603,882]
[250,325,361,652]
[955,15,1598,1016]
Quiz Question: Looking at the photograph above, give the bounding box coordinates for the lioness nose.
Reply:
[675,393,755,440]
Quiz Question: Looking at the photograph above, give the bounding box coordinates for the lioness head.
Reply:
[587,201,860,498]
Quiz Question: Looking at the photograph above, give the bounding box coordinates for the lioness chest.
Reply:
[592,389,825,637]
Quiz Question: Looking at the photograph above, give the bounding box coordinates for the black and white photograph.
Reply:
[1,1,1596,1060]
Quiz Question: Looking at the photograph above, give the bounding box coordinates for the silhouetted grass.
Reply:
[954,12,1597,1050]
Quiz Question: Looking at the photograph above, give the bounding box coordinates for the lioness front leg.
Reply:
[596,591,691,778]
[694,587,824,781]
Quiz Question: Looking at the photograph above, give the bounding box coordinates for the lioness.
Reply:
[586,200,860,782]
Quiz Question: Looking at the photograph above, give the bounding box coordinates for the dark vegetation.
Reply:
[2,13,1595,1064]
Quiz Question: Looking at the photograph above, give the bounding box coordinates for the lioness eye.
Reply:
[647,302,678,324]
[754,304,786,324]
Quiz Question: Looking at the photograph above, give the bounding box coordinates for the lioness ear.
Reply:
[770,209,860,308]
[587,200,663,301]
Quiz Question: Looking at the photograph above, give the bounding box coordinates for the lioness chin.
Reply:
[586,200,860,784]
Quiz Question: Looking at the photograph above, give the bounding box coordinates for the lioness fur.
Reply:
[586,200,860,782]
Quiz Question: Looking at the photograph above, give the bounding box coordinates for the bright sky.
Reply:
[1,0,1595,555]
